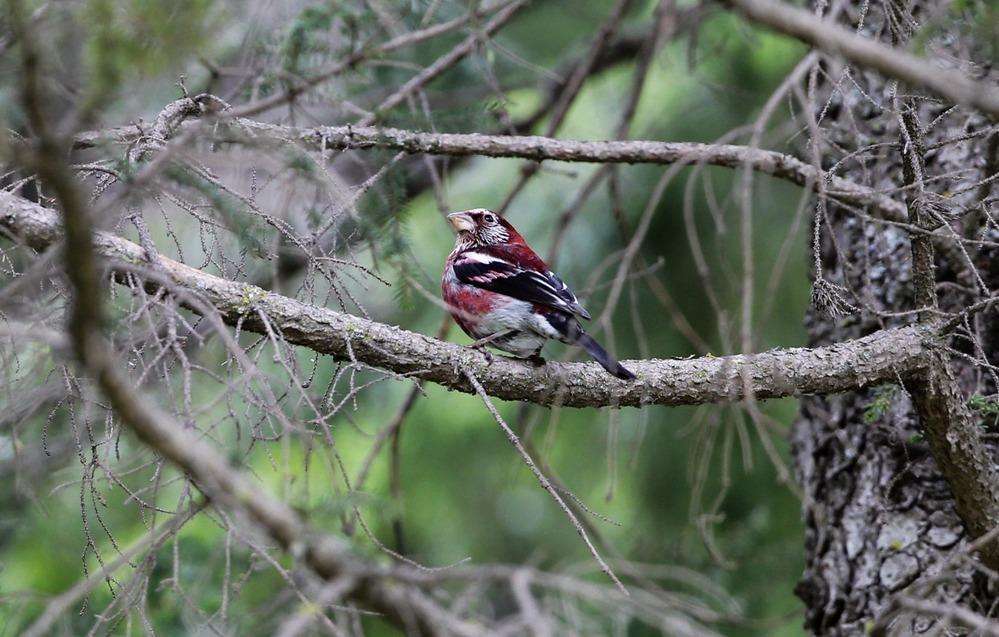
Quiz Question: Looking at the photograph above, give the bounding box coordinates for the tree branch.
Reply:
[74,117,910,223]
[2,189,931,409]
[905,350,999,570]
[722,0,999,118]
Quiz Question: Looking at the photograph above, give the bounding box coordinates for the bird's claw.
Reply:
[469,342,494,365]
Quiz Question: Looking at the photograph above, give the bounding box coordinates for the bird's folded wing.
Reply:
[452,249,591,319]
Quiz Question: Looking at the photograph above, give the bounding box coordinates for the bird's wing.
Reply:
[451,248,591,319]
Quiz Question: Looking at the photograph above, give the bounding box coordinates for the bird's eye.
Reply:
[482,213,497,224]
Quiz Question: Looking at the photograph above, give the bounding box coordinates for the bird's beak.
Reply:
[447,212,475,234]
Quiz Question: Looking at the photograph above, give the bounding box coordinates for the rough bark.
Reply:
[791,0,999,634]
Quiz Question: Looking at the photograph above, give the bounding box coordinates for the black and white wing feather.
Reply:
[451,247,591,319]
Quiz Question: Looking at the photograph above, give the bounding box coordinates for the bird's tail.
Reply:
[572,327,636,380]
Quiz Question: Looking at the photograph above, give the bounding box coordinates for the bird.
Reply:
[442,208,636,380]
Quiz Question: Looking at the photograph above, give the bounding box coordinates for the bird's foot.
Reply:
[468,330,519,365]
[468,342,495,365]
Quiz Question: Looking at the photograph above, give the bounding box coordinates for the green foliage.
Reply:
[969,392,999,431]
[81,0,216,117]
[863,385,899,425]
[351,154,421,310]
[281,1,382,81]
[282,3,340,79]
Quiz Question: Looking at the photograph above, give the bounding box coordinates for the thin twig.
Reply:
[462,368,628,595]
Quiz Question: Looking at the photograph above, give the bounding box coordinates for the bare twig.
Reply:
[462,369,627,594]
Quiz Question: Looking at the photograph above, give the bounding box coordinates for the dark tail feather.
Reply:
[573,329,636,380]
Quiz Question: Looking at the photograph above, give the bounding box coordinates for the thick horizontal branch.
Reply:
[723,0,999,118]
[2,190,930,408]
[73,118,908,223]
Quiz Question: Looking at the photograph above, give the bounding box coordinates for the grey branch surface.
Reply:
[906,350,999,568]
[2,190,931,409]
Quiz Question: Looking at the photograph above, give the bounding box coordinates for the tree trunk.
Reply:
[792,0,999,634]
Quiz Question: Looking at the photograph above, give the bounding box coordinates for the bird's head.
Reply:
[447,209,525,249]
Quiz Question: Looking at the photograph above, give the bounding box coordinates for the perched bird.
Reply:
[442,208,636,380]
